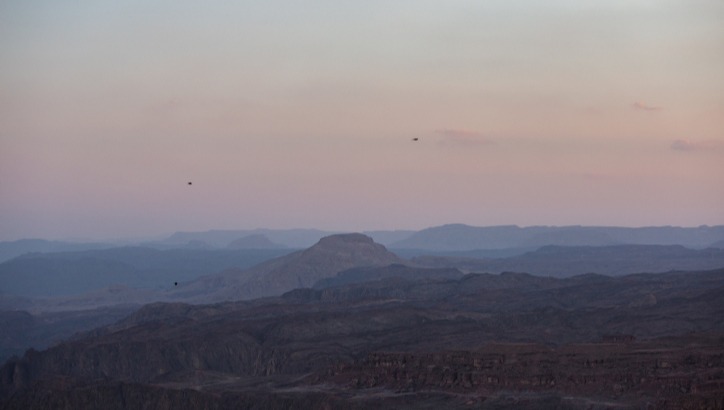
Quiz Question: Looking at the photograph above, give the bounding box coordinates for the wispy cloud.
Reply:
[633,101,662,111]
[670,139,724,152]
[434,128,495,147]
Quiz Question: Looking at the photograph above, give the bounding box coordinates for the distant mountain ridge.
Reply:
[226,234,285,249]
[413,244,724,277]
[162,228,416,248]
[391,224,724,250]
[0,239,114,263]
[163,228,336,248]
[5,224,721,259]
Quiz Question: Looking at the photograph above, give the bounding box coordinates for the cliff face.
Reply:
[323,341,724,404]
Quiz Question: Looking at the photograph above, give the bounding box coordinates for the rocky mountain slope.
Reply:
[2,267,723,409]
[172,233,404,302]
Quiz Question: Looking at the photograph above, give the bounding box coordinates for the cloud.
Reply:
[434,128,495,146]
[633,101,662,111]
[670,139,724,152]
[671,139,696,151]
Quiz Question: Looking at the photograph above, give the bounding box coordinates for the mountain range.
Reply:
[3,265,723,408]
[1,226,724,408]
[413,244,724,277]
[389,223,724,250]
[3,224,723,264]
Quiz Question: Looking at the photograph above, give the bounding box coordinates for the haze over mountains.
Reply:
[4,223,724,263]
[1,224,724,408]
[3,224,724,306]
[390,224,724,250]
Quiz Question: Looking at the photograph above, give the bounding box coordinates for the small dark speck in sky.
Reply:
[412,138,419,141]
[187,182,192,185]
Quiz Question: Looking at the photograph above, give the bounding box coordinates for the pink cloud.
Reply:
[670,139,724,152]
[434,128,495,146]
[633,101,662,111]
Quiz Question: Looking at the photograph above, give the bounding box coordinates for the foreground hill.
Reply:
[173,233,404,302]
[2,268,723,409]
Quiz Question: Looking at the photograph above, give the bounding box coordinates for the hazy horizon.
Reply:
[2,1,723,242]
[3,222,724,244]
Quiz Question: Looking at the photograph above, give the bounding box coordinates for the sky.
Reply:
[1,0,723,241]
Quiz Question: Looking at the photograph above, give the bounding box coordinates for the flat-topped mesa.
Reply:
[274,233,403,288]
[316,233,374,246]
[177,233,404,302]
[301,233,395,260]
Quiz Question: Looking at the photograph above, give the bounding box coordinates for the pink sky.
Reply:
[1,1,723,241]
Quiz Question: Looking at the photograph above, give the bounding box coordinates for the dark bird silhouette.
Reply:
[174,282,178,286]
[412,138,419,141]
[187,182,192,185]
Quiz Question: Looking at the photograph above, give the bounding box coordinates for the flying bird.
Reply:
[187,182,192,185]
[412,138,419,141]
